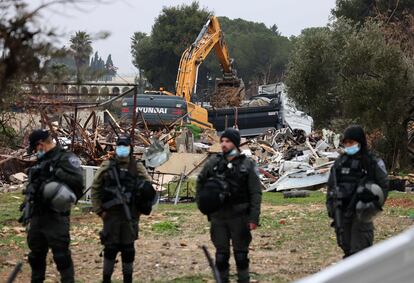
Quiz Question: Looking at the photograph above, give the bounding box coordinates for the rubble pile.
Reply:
[210,84,245,108]
[243,128,341,191]
[0,109,218,187]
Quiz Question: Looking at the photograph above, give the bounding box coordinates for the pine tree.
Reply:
[105,54,116,79]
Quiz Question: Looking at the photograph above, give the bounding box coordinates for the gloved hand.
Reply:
[358,188,378,203]
[248,223,258,230]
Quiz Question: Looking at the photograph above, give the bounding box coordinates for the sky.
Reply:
[33,0,336,76]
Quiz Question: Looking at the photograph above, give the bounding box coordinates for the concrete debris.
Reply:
[154,153,208,176]
[246,128,341,192]
[9,172,28,184]
[0,184,25,193]
[0,97,340,196]
[142,140,171,168]
[0,154,34,185]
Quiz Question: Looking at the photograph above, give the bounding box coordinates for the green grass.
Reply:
[383,191,414,217]
[262,191,326,205]
[0,192,27,251]
[154,202,197,212]
[151,220,179,235]
[2,186,414,282]
[163,178,197,199]
[0,192,23,230]
[0,233,26,248]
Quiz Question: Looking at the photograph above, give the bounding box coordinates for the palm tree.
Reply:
[69,31,93,82]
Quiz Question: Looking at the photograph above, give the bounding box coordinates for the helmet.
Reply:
[356,183,385,222]
[43,182,76,213]
[136,181,156,215]
[139,181,156,202]
[197,178,229,215]
[116,135,131,146]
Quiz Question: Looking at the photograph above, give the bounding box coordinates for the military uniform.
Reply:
[91,155,151,283]
[196,152,262,283]
[327,147,388,257]
[24,145,83,283]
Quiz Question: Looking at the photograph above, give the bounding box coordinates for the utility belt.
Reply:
[102,195,132,210]
[32,205,70,217]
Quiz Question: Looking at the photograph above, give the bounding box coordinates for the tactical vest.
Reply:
[335,154,375,203]
[31,148,66,213]
[212,154,250,205]
[101,160,139,210]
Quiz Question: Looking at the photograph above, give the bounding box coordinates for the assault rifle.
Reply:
[331,170,345,249]
[104,167,135,234]
[19,165,41,226]
[5,261,23,283]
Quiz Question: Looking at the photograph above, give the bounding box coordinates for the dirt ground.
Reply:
[0,191,413,283]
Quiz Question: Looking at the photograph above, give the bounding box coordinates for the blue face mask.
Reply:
[37,150,45,159]
[344,144,360,155]
[116,146,130,158]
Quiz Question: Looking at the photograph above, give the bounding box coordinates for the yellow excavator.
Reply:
[175,16,244,128]
[135,16,244,130]
[176,15,244,105]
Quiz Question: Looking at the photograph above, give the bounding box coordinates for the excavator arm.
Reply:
[175,16,242,104]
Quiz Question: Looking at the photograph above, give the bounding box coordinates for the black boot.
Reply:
[237,268,250,283]
[28,252,47,283]
[59,265,75,283]
[218,268,229,283]
[103,258,116,283]
[122,262,133,283]
[31,269,46,283]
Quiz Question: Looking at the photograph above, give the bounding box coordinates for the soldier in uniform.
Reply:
[327,125,388,258]
[20,129,84,283]
[91,135,155,283]
[196,128,262,283]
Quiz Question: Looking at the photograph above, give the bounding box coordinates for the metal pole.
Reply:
[71,105,78,151]
[131,87,137,145]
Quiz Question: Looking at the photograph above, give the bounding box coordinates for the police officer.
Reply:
[91,135,155,283]
[21,129,84,283]
[326,125,388,258]
[196,128,262,283]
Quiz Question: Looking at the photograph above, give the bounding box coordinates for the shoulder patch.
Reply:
[254,165,260,177]
[68,155,81,168]
[377,159,387,174]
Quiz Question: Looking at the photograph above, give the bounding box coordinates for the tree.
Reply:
[69,31,93,82]
[105,54,116,79]
[203,17,291,89]
[131,2,210,90]
[286,27,341,126]
[270,24,281,36]
[0,0,58,100]
[90,51,99,72]
[286,19,414,168]
[131,4,292,94]
[333,0,414,24]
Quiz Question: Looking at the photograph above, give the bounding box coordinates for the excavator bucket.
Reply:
[210,77,245,108]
